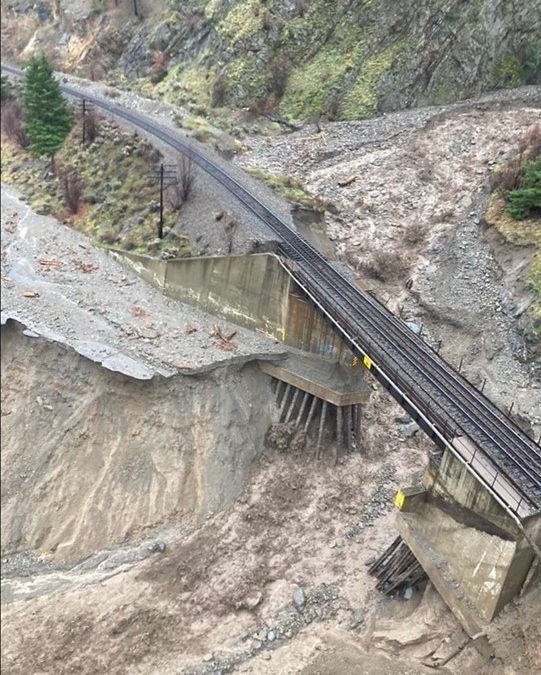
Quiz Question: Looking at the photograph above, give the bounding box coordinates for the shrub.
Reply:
[1,99,27,147]
[151,51,169,84]
[168,154,195,209]
[403,221,426,246]
[491,155,524,193]
[495,52,523,88]
[491,123,541,195]
[359,250,409,282]
[84,108,99,145]
[270,55,290,99]
[521,42,541,85]
[211,73,228,107]
[1,75,14,101]
[506,157,541,220]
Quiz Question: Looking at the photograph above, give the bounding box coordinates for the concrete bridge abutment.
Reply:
[108,249,371,451]
[393,446,541,637]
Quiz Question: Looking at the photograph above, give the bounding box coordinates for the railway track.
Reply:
[3,65,540,517]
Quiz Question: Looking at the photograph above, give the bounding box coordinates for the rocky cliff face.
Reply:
[1,320,276,563]
[2,0,540,120]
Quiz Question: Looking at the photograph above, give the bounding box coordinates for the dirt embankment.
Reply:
[239,96,541,437]
[1,319,277,563]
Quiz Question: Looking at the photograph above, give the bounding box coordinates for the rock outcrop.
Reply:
[2,0,539,120]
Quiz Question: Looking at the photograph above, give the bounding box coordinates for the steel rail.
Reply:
[276,258,541,563]
[288,254,541,500]
[292,258,541,492]
[225,194,541,497]
[3,64,539,514]
[333,262,541,464]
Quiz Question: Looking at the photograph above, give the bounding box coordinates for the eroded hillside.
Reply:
[2,0,540,121]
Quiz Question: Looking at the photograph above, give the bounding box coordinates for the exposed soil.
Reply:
[237,89,541,436]
[1,395,440,674]
[1,82,541,674]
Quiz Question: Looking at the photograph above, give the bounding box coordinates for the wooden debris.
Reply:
[185,324,198,335]
[369,536,427,595]
[129,305,148,317]
[176,363,192,370]
[209,324,237,350]
[337,175,357,187]
[72,259,98,273]
[39,257,64,268]
[22,291,40,298]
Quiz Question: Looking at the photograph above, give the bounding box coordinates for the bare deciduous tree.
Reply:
[168,153,195,210]
[223,215,238,254]
[1,99,27,147]
[84,108,99,145]
[59,167,84,214]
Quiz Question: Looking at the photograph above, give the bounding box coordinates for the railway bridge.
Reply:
[3,65,540,638]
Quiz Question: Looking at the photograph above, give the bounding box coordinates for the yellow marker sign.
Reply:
[363,355,372,370]
[395,490,405,510]
[279,328,286,342]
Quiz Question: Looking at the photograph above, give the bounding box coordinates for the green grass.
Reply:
[485,193,540,343]
[246,167,327,211]
[1,122,192,258]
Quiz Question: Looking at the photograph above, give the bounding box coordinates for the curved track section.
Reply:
[3,65,540,516]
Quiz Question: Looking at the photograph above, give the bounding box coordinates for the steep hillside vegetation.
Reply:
[2,0,540,121]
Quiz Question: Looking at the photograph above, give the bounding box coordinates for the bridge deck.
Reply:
[3,64,539,517]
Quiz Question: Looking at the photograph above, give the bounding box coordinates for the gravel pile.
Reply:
[1,185,285,379]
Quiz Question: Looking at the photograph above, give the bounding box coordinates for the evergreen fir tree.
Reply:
[21,54,73,171]
[507,157,541,220]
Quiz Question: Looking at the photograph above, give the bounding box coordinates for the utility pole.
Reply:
[133,0,139,17]
[79,99,94,146]
[154,163,177,239]
[159,164,165,239]
[82,99,86,145]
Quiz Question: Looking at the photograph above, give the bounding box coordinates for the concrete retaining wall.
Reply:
[109,250,356,364]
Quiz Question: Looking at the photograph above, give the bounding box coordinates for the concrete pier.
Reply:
[394,444,541,636]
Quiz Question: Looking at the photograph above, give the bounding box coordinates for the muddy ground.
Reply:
[1,82,541,673]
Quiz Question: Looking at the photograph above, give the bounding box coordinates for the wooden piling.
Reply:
[295,391,310,429]
[346,405,353,453]
[304,395,318,433]
[316,400,328,460]
[336,405,343,448]
[285,388,300,424]
[275,380,285,406]
[355,404,362,452]
[279,383,291,421]
[335,405,343,465]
